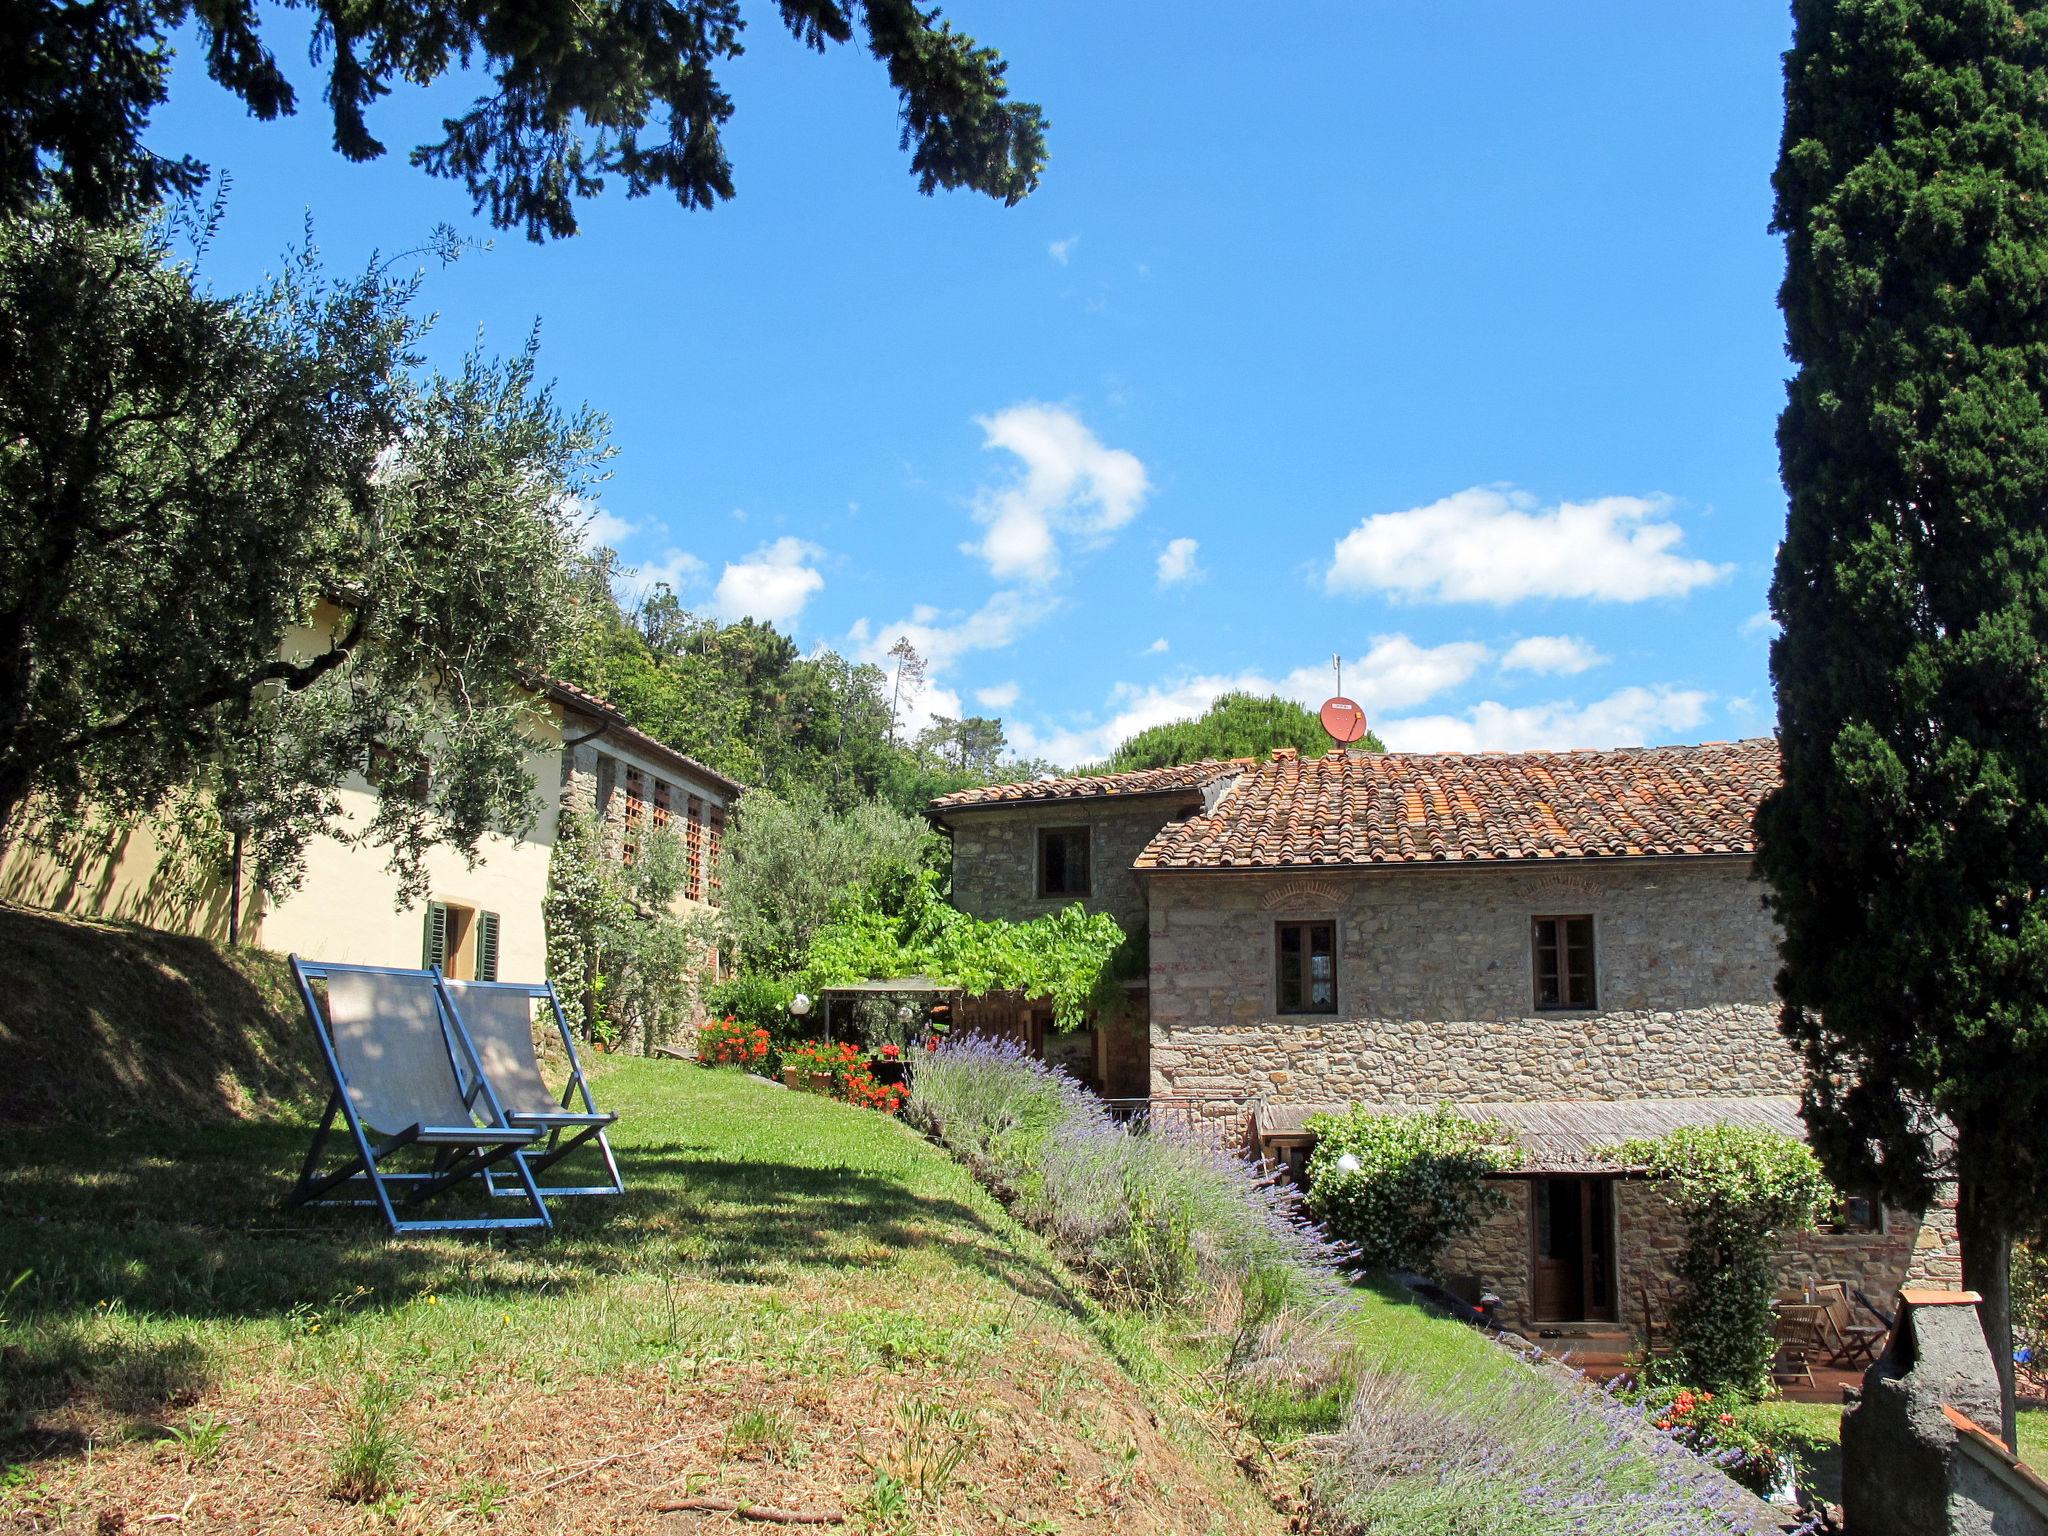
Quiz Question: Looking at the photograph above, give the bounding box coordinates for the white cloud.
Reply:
[1324,486,1731,605]
[1048,235,1080,265]
[1741,608,1778,639]
[1499,635,1606,676]
[710,537,825,625]
[1378,685,1712,753]
[1156,536,1203,588]
[628,548,706,595]
[963,403,1150,583]
[1146,637,1170,655]
[1010,635,1486,767]
[849,591,1044,739]
[975,681,1021,710]
[566,495,637,552]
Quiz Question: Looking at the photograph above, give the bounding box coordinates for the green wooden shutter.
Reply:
[422,901,449,970]
[476,911,501,982]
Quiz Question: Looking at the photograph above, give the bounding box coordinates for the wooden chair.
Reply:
[1638,1277,1675,1357]
[1816,1283,1886,1367]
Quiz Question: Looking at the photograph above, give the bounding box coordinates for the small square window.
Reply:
[1831,1195,1885,1234]
[1277,920,1338,1014]
[1039,826,1091,897]
[1533,914,1596,1010]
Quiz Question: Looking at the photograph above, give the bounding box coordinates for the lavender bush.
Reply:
[1309,1362,1814,1536]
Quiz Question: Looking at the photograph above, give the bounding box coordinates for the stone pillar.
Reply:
[1841,1289,2041,1536]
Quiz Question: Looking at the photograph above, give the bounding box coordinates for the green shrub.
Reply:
[704,971,796,1046]
[1605,1125,1830,1397]
[1304,1105,1524,1274]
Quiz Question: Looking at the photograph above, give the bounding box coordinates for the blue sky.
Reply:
[156,2,1793,767]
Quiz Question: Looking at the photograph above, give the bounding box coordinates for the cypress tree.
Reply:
[1761,0,2048,1445]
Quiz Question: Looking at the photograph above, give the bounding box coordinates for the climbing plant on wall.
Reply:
[1605,1124,1831,1396]
[803,871,1132,1029]
[1303,1104,1525,1274]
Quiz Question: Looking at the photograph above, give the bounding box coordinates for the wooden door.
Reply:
[1532,1177,1617,1323]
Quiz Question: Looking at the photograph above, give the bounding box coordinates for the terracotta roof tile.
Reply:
[928,758,1253,813]
[1134,738,1779,870]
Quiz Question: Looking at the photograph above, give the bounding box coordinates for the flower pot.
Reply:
[781,1066,804,1090]
[803,1072,834,1095]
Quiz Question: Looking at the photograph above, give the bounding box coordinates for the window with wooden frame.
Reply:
[1827,1194,1886,1235]
[684,795,705,901]
[1038,826,1091,898]
[1276,920,1337,1015]
[622,767,645,865]
[423,900,500,982]
[1532,915,1596,1010]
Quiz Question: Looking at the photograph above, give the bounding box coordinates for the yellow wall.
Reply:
[1,713,568,982]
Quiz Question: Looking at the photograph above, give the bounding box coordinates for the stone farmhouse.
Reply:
[930,738,1960,1336]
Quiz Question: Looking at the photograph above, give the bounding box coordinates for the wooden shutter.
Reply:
[422,901,450,970]
[476,911,500,983]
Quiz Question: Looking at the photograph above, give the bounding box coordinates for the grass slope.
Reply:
[0,904,317,1128]
[0,1060,1287,1534]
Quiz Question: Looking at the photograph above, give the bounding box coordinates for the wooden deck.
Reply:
[1530,1331,1867,1404]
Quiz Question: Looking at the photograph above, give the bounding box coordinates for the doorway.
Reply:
[1531,1176,1617,1323]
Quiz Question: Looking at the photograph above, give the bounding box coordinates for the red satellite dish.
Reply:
[1320,696,1368,745]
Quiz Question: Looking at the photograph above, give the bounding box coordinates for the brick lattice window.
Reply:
[652,779,672,834]
[1038,826,1091,898]
[622,767,645,866]
[706,803,725,895]
[1276,920,1337,1014]
[1532,915,1596,1010]
[685,795,705,900]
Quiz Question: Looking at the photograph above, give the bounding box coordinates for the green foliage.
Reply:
[0,206,602,907]
[714,784,936,977]
[703,971,797,1046]
[5,1,1047,238]
[542,813,712,1049]
[554,577,1048,814]
[1605,1125,1830,1396]
[1303,1105,1524,1274]
[1099,692,1383,773]
[328,1372,410,1503]
[1762,0,2048,1424]
[804,871,1132,1029]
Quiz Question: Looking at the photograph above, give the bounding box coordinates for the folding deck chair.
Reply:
[442,978,624,1199]
[289,958,552,1234]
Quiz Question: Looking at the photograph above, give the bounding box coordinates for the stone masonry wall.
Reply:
[947,799,1197,934]
[1149,858,1797,1109]
[1437,1178,1959,1337]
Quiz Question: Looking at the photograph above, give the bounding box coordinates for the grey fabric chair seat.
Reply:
[288,959,552,1234]
[443,979,624,1198]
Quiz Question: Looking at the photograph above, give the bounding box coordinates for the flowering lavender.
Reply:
[906,1033,1356,1385]
[1309,1362,1804,1536]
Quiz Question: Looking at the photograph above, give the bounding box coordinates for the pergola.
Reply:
[806,976,963,1042]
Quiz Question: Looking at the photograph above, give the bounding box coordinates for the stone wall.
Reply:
[946,798,1196,933]
[1435,1176,1960,1337]
[1148,857,1796,1110]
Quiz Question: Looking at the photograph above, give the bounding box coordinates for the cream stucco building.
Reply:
[1,673,739,986]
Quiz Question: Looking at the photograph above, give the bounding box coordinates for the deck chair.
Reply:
[1818,1283,1886,1367]
[288,959,551,1234]
[441,978,623,1198]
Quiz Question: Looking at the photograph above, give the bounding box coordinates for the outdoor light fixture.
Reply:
[1336,1153,1362,1175]
[789,993,812,1018]
[896,1002,916,1025]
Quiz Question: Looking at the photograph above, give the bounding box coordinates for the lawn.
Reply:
[0,1061,1288,1534]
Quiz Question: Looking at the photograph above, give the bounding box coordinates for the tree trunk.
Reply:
[1958,1174,2018,1449]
